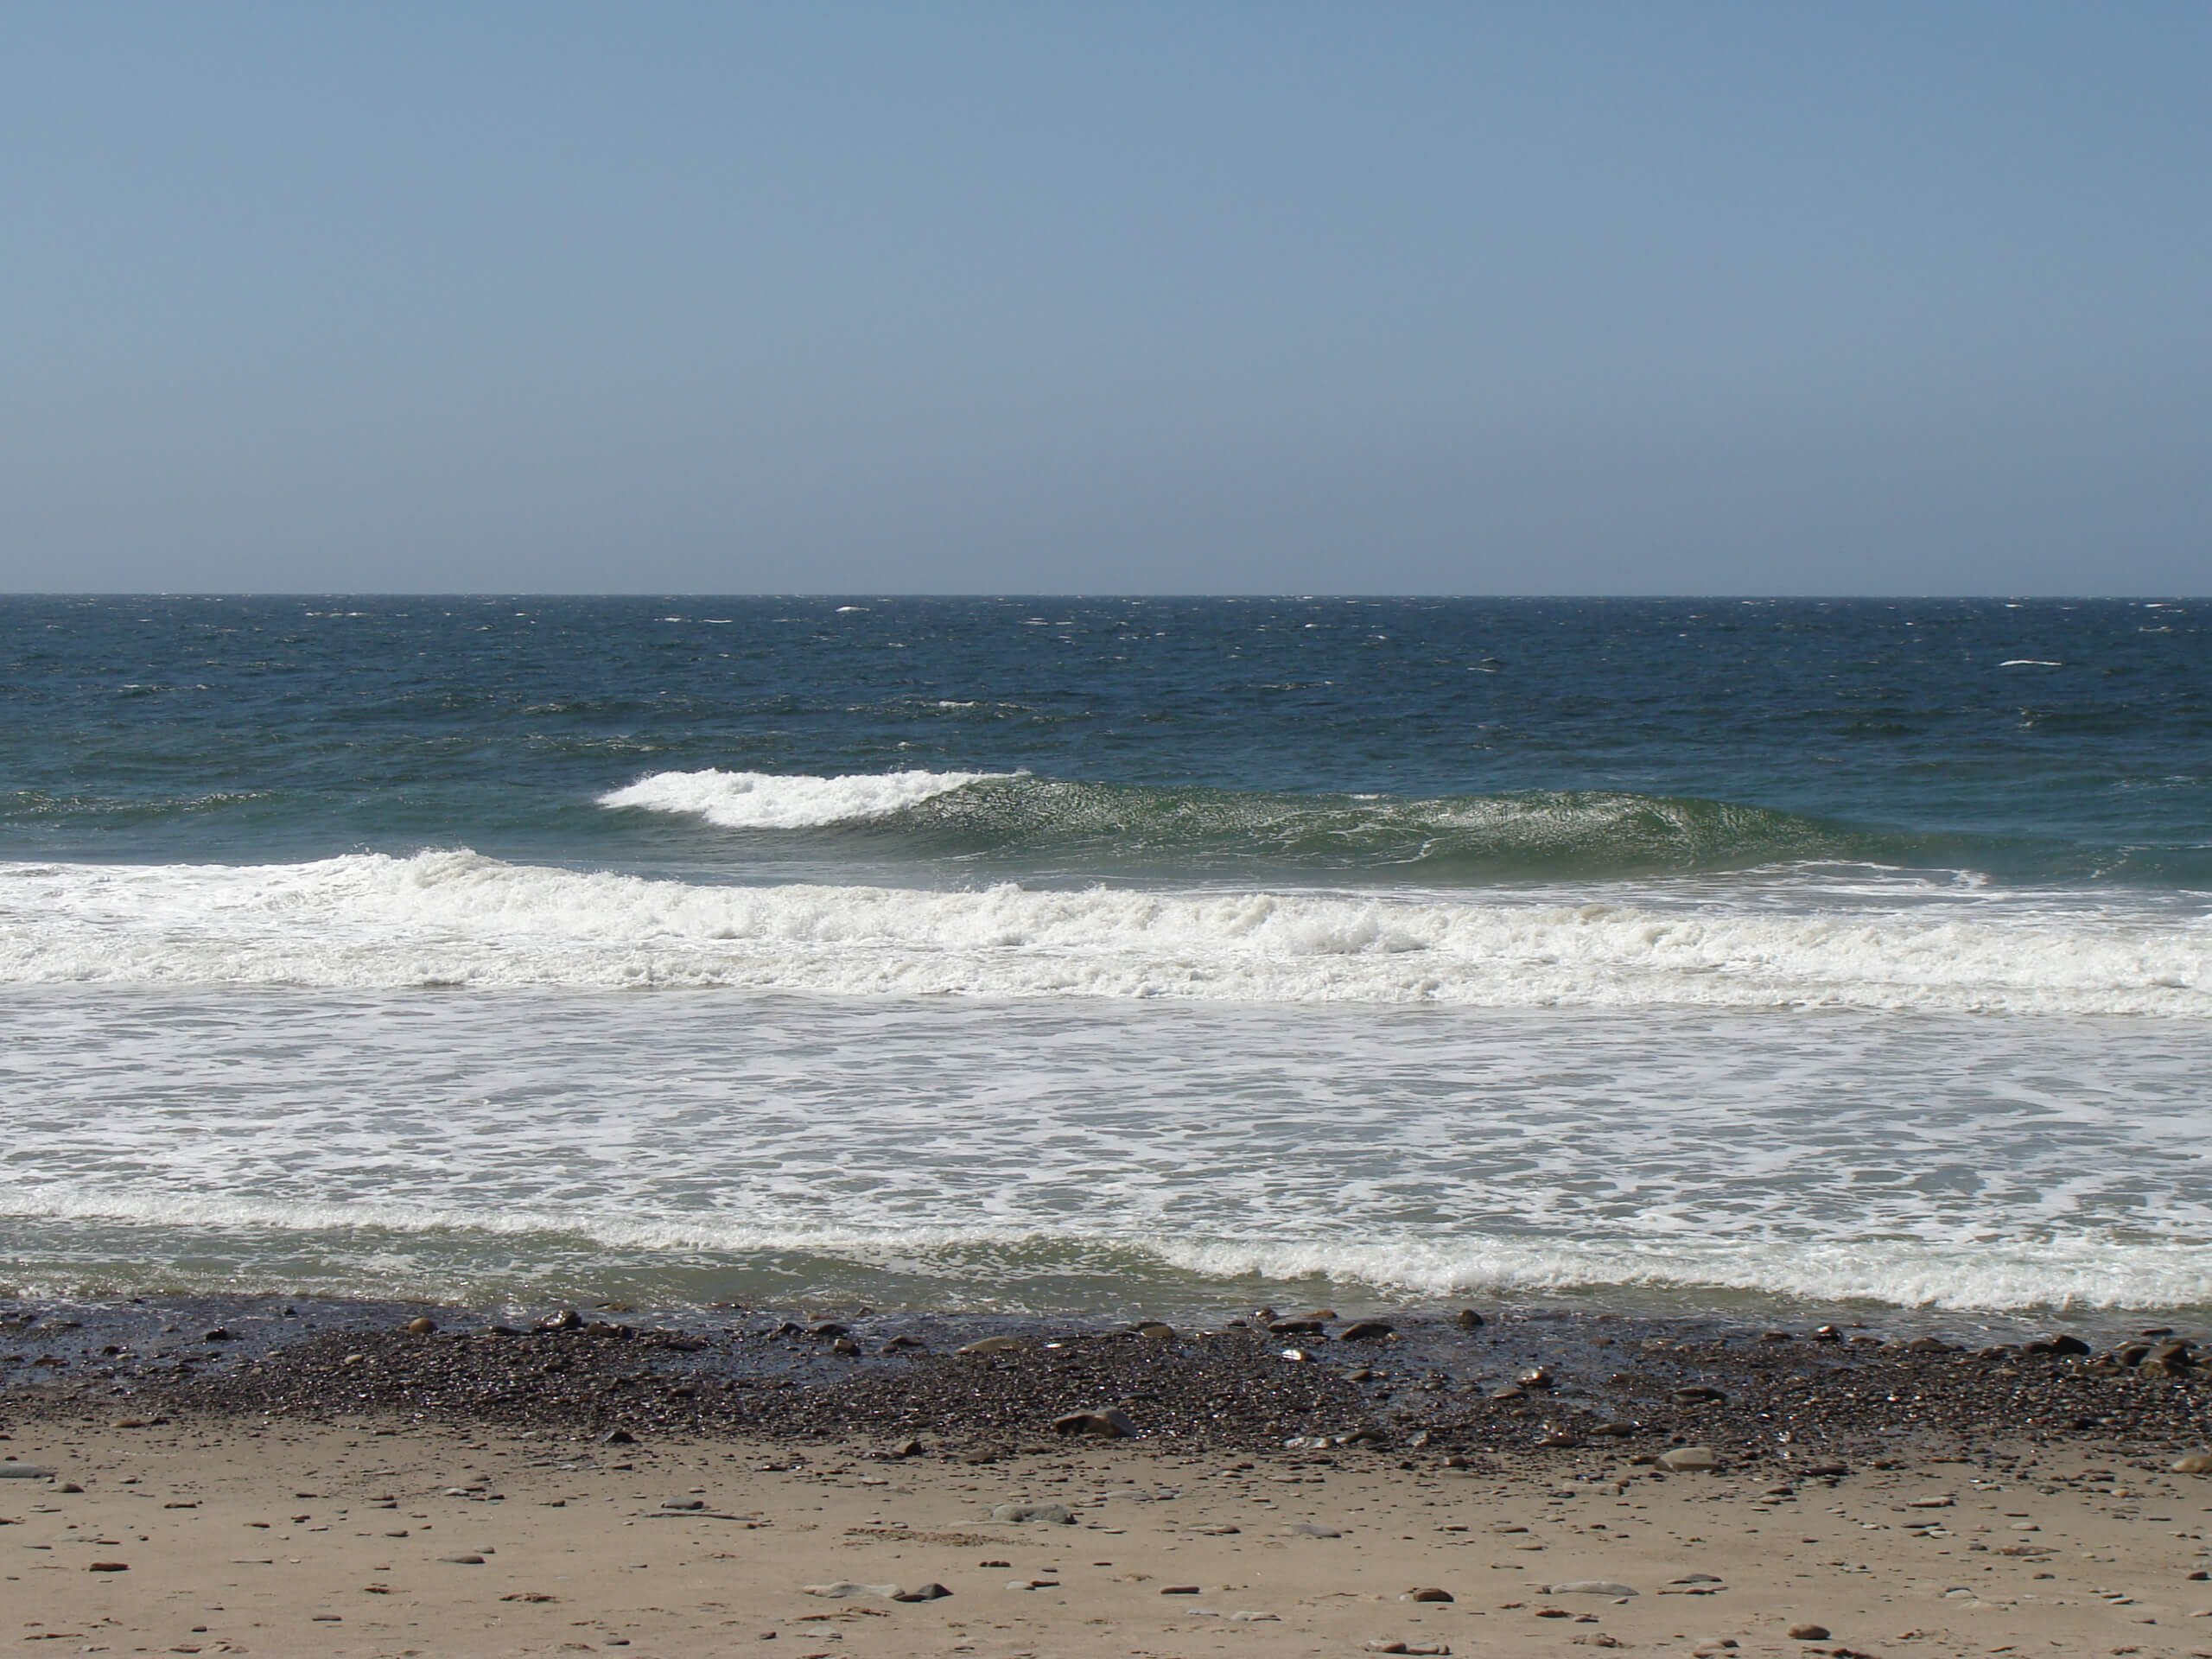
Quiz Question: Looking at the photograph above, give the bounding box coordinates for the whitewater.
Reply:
[5,596,2208,1323]
[2,845,2204,1014]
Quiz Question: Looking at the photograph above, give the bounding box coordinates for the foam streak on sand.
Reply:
[0,849,2204,1014]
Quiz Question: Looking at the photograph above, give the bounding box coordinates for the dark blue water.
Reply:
[3,594,2206,886]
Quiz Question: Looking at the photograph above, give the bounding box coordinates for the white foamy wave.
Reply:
[598,767,1003,829]
[1149,1235,2212,1314]
[10,1185,2209,1313]
[0,851,2204,1013]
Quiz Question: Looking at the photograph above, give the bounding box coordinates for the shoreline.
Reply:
[11,1298,2212,1656]
[9,1294,2211,1465]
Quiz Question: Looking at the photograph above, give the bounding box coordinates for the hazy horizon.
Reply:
[6,4,2206,597]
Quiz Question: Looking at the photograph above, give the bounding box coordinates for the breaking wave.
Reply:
[2,849,2202,1014]
[597,769,1926,880]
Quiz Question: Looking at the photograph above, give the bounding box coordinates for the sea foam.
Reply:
[1,849,2203,1014]
[599,767,1005,828]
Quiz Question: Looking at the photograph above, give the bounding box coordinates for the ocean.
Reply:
[3,594,2208,1327]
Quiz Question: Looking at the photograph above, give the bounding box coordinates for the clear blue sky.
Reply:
[3,3,2205,594]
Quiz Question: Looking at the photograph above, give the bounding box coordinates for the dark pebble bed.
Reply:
[5,1295,2209,1468]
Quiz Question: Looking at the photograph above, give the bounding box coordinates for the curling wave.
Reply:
[597,768,1936,880]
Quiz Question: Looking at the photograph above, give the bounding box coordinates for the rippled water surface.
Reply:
[3,597,2207,1315]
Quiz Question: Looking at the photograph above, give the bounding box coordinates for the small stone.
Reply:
[439,1554,486,1565]
[1161,1584,1203,1595]
[1230,1610,1281,1620]
[404,1318,436,1336]
[660,1498,704,1510]
[891,1582,951,1601]
[600,1428,636,1445]
[1907,1497,1954,1509]
[0,1465,56,1479]
[1549,1581,1638,1597]
[1051,1408,1137,1439]
[1134,1321,1175,1340]
[803,1580,898,1599]
[204,1327,238,1341]
[830,1336,861,1356]
[1788,1624,1831,1642]
[1283,1522,1344,1537]
[887,1438,926,1458]
[1455,1308,1486,1329]
[1268,1319,1329,1336]
[1338,1321,1395,1341]
[2023,1332,2091,1356]
[1669,1385,1725,1403]
[957,1336,1024,1356]
[541,1309,584,1331]
[1402,1586,1454,1602]
[1519,1366,1554,1389]
[1657,1446,1719,1471]
[808,1321,849,1338]
[879,1334,925,1352]
[87,1561,129,1572]
[1193,1523,1241,1535]
[2172,1453,2212,1474]
[988,1502,1077,1525]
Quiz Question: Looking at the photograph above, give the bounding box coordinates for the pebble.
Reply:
[958,1336,1024,1356]
[1051,1408,1137,1439]
[1134,1321,1175,1340]
[988,1502,1077,1525]
[1338,1321,1395,1341]
[804,1580,898,1599]
[1282,1522,1344,1537]
[404,1318,436,1336]
[0,1465,56,1479]
[1402,1586,1454,1602]
[438,1554,486,1565]
[1548,1580,1638,1597]
[2173,1452,2212,1474]
[87,1561,129,1573]
[1788,1624,1832,1641]
[1161,1584,1203,1595]
[1657,1446,1719,1471]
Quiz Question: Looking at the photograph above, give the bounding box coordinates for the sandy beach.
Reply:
[11,1299,2212,1658]
[10,1414,2212,1659]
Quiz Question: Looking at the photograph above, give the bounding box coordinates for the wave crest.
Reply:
[1,850,2202,1014]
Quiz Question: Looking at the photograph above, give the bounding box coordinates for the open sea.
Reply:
[3,595,2208,1327]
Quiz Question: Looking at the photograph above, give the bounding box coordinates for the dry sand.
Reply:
[8,1420,2212,1658]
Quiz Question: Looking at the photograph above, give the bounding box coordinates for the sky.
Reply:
[2,3,2206,595]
